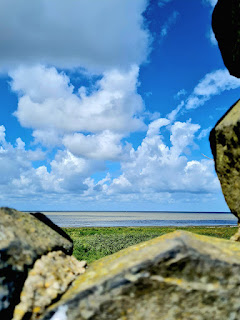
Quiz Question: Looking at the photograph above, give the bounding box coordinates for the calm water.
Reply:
[39,211,238,227]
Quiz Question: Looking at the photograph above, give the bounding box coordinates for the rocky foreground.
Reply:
[1,207,240,320]
[0,207,85,320]
[41,230,240,320]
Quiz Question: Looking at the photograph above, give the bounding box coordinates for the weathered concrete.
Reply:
[0,207,73,320]
[41,231,240,320]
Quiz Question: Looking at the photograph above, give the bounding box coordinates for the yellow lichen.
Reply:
[33,306,41,314]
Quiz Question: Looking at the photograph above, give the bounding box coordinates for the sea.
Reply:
[37,211,238,228]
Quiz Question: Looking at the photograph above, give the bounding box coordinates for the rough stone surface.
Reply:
[41,231,240,320]
[212,0,240,78]
[13,251,86,320]
[209,100,240,224]
[0,207,73,320]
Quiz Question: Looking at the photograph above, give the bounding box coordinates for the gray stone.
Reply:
[13,251,86,320]
[212,0,240,78]
[0,207,73,320]
[209,100,240,225]
[40,231,240,320]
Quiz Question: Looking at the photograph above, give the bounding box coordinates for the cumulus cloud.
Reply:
[9,64,146,161]
[32,129,62,147]
[107,118,219,196]
[10,65,73,102]
[0,125,105,198]
[37,150,105,193]
[0,0,150,72]
[1,0,225,209]
[63,131,124,161]
[0,126,45,187]
[7,67,230,202]
[0,118,220,206]
[11,64,145,135]
[147,118,170,137]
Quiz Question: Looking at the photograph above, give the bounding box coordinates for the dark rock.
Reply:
[212,0,240,78]
[209,100,240,225]
[0,207,73,320]
[41,231,240,320]
[30,212,72,244]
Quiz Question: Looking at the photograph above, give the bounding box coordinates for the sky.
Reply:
[0,0,239,212]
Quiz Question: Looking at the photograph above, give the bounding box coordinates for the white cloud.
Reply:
[15,137,25,150]
[186,69,240,109]
[11,65,145,136]
[39,150,104,193]
[175,89,187,99]
[63,131,124,161]
[0,126,45,187]
[194,69,240,96]
[107,118,219,196]
[10,65,73,102]
[170,120,200,156]
[0,0,150,72]
[160,11,179,38]
[0,119,220,206]
[0,125,6,143]
[147,118,170,137]
[167,101,184,122]
[197,127,212,140]
[32,129,62,147]
[208,29,218,46]
[168,69,240,121]
[203,0,217,8]
[0,125,105,197]
[10,64,146,162]
[203,0,218,46]
[185,96,207,110]
[3,66,231,206]
[0,1,226,209]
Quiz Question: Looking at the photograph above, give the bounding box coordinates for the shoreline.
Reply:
[39,212,238,228]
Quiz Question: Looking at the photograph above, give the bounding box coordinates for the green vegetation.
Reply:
[63,226,238,263]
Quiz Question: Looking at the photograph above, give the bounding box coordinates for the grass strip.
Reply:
[63,226,238,263]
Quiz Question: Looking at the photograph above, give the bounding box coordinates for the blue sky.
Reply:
[0,0,239,211]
